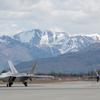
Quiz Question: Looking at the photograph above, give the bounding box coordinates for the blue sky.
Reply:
[0,0,100,36]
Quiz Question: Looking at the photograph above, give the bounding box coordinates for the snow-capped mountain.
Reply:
[13,29,100,54]
[0,28,100,73]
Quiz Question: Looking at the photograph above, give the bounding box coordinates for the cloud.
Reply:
[0,0,100,35]
[0,0,40,11]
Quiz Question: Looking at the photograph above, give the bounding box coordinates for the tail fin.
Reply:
[8,60,18,74]
[30,62,37,74]
[95,70,99,77]
[95,70,100,82]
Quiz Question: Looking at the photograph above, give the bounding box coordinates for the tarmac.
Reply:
[0,81,100,100]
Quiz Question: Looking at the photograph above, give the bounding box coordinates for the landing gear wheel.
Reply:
[7,82,13,87]
[23,82,28,87]
[96,76,99,82]
[7,84,9,87]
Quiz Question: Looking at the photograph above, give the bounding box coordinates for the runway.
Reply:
[0,81,100,100]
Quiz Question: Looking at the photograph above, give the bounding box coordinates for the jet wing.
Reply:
[11,73,54,79]
[28,74,54,79]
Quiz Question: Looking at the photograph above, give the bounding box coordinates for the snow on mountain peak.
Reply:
[40,32,49,45]
[86,34,100,41]
[14,29,42,43]
[72,34,100,41]
[13,29,100,55]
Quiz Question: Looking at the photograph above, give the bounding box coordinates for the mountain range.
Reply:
[0,29,100,73]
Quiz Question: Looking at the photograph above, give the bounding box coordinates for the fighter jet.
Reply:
[0,61,54,87]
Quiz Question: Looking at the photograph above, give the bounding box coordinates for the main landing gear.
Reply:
[23,81,28,87]
[7,82,13,87]
[7,77,16,87]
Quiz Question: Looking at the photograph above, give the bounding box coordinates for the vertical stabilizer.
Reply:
[95,70,100,82]
[30,62,37,74]
[95,70,99,77]
[8,60,18,74]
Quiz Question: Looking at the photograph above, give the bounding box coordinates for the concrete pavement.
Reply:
[0,81,100,100]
